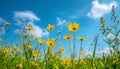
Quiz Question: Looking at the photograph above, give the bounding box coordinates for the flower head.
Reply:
[38,39,45,45]
[33,50,41,57]
[68,22,80,32]
[77,37,87,41]
[47,24,55,31]
[16,64,23,69]
[100,17,106,24]
[46,39,56,48]
[4,21,10,26]
[64,34,72,41]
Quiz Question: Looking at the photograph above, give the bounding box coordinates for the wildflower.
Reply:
[62,57,71,66]
[79,59,86,65]
[34,36,38,40]
[100,17,106,24]
[38,39,45,45]
[68,22,80,32]
[46,39,56,48]
[57,48,65,53]
[47,24,55,31]
[47,51,54,58]
[64,34,72,41]
[57,56,62,61]
[24,43,31,48]
[3,48,9,55]
[4,21,10,26]
[25,26,34,31]
[80,50,84,55]
[16,64,23,69]
[33,50,41,57]
[13,45,19,51]
[77,37,87,41]
[24,34,28,38]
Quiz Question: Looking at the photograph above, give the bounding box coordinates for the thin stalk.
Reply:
[79,40,82,60]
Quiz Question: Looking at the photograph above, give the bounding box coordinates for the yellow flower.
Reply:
[68,22,80,32]
[100,17,106,24]
[13,45,19,51]
[64,34,72,41]
[80,51,84,55]
[16,64,23,69]
[3,48,9,55]
[47,51,54,58]
[46,39,56,48]
[4,21,10,26]
[25,26,34,31]
[38,39,45,45]
[57,48,65,53]
[62,57,71,66]
[79,59,86,65]
[34,36,38,40]
[33,50,40,57]
[77,37,87,41]
[47,24,55,31]
[57,56,62,61]
[24,43,31,48]
[30,61,39,66]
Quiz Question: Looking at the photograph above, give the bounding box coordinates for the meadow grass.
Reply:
[0,5,120,69]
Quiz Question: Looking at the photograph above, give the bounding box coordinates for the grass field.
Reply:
[0,5,120,69]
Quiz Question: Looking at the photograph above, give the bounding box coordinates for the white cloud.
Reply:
[96,47,114,58]
[14,11,40,21]
[13,11,49,37]
[30,24,49,37]
[87,0,117,19]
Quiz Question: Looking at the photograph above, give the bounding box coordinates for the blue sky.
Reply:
[0,0,120,57]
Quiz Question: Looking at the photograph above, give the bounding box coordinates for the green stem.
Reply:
[79,40,82,60]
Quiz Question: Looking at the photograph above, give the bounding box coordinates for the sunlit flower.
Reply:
[80,51,84,55]
[62,57,71,66]
[57,56,62,61]
[30,61,39,66]
[38,39,45,45]
[57,48,65,53]
[68,22,80,32]
[47,51,54,58]
[47,24,55,31]
[25,26,34,31]
[64,34,72,41]
[46,39,56,48]
[13,45,19,51]
[3,48,9,55]
[16,64,23,69]
[79,59,86,65]
[33,50,41,57]
[24,43,32,48]
[100,17,106,24]
[4,21,10,26]
[77,37,87,41]
[117,19,120,23]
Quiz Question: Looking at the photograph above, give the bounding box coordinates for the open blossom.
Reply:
[46,39,56,48]
[77,37,87,41]
[64,34,72,41]
[68,22,80,32]
[47,24,55,31]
